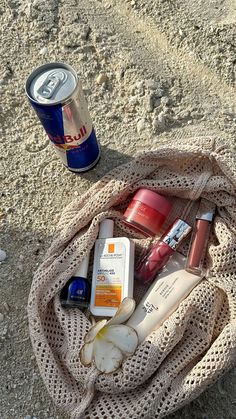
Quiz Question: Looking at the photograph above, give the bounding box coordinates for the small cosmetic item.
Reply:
[90,219,135,317]
[123,188,172,237]
[60,256,90,309]
[186,199,215,276]
[127,252,203,343]
[135,218,192,283]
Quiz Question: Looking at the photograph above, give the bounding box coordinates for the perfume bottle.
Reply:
[135,218,192,283]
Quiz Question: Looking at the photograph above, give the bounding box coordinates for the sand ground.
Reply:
[0,0,236,418]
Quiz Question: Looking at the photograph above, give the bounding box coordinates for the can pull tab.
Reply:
[37,70,68,99]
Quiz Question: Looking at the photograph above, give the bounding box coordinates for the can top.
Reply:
[25,62,77,105]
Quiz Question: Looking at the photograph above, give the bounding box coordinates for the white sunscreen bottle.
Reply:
[127,252,202,343]
[90,219,135,317]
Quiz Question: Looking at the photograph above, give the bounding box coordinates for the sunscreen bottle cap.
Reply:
[99,219,114,239]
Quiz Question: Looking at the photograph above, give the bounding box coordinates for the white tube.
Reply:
[127,252,202,343]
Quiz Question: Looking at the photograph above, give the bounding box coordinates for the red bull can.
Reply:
[25,62,100,172]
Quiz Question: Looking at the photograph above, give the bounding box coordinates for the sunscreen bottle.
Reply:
[90,219,135,317]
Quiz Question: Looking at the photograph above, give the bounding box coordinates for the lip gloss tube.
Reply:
[186,203,215,276]
[135,219,192,283]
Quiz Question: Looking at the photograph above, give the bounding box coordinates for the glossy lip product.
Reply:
[135,218,192,283]
[123,188,172,237]
[186,200,215,276]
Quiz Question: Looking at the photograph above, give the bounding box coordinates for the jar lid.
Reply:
[133,188,172,216]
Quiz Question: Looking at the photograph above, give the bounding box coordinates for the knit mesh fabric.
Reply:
[28,137,236,418]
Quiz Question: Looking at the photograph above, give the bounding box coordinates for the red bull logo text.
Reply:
[48,126,87,144]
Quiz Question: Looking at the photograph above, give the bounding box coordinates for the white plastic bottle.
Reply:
[90,219,135,317]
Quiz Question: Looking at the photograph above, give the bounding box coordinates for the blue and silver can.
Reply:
[25,62,100,172]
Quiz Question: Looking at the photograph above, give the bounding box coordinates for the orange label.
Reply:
[108,243,115,253]
[95,285,121,307]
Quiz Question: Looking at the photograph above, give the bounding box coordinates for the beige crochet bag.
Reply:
[28,137,236,418]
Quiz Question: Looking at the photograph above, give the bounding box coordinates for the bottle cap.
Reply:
[73,254,89,279]
[99,219,114,239]
[196,199,215,222]
[199,211,214,222]
[162,219,192,250]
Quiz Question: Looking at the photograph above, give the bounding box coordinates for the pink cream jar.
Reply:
[123,188,172,237]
